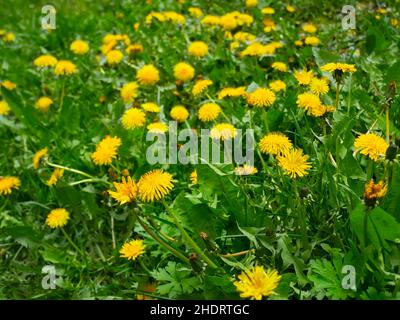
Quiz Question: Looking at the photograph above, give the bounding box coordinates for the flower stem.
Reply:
[46,161,95,179]
[132,208,189,265]
[61,227,85,257]
[335,81,341,110]
[385,106,390,143]
[161,199,218,269]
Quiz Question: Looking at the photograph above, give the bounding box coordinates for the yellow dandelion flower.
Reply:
[1,80,17,90]
[34,55,58,68]
[120,82,139,103]
[201,15,221,27]
[170,105,189,122]
[142,102,160,113]
[294,69,314,85]
[269,80,286,92]
[91,136,122,166]
[54,60,77,76]
[364,180,387,201]
[302,23,317,33]
[218,87,246,99]
[188,41,209,58]
[295,40,303,46]
[354,133,388,161]
[246,0,258,8]
[33,148,48,169]
[296,92,325,116]
[309,77,329,95]
[304,36,320,46]
[35,97,53,112]
[259,132,292,156]
[234,164,258,176]
[190,170,197,184]
[47,168,64,186]
[121,108,146,129]
[106,49,124,65]
[173,62,195,82]
[46,208,70,229]
[70,40,89,55]
[277,148,311,179]
[4,32,15,42]
[0,100,11,116]
[138,169,173,202]
[320,62,357,73]
[188,7,203,18]
[192,79,213,96]
[136,64,160,85]
[120,239,146,260]
[126,43,144,54]
[210,123,237,140]
[286,5,296,12]
[198,102,221,122]
[262,7,275,14]
[246,88,276,107]
[234,266,281,300]
[0,176,21,195]
[109,176,138,204]
[271,62,288,72]
[147,122,168,134]
[233,32,256,42]
[263,19,276,33]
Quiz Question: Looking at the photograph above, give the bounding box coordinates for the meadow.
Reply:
[0,0,400,300]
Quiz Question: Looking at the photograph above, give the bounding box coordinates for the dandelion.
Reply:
[136,64,160,85]
[320,62,357,73]
[309,77,329,95]
[190,170,197,184]
[141,102,160,113]
[188,41,209,58]
[120,82,139,103]
[46,208,70,228]
[47,168,64,186]
[198,102,221,122]
[70,40,89,55]
[109,176,138,204]
[120,239,146,261]
[138,169,173,202]
[294,69,314,85]
[354,133,388,161]
[192,79,213,96]
[4,32,15,42]
[54,60,77,75]
[296,92,325,117]
[304,36,320,46]
[0,100,10,116]
[126,43,144,54]
[269,80,286,92]
[246,0,258,8]
[210,123,237,140]
[170,105,189,122]
[188,7,203,18]
[271,62,288,72]
[35,97,53,112]
[33,148,48,169]
[277,148,311,178]
[234,266,281,300]
[259,132,292,156]
[302,23,317,33]
[1,80,17,90]
[263,19,276,32]
[286,5,295,12]
[234,164,258,176]
[34,55,58,68]
[262,7,275,14]
[0,176,21,195]
[106,49,124,65]
[173,62,195,82]
[364,180,387,207]
[218,87,246,99]
[147,122,168,134]
[121,108,146,129]
[91,136,122,165]
[246,88,276,107]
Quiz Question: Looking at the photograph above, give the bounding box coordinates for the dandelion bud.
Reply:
[189,253,204,273]
[200,231,219,252]
[385,143,398,161]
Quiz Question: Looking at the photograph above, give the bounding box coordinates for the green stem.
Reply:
[363,209,369,248]
[46,161,95,179]
[68,178,111,186]
[385,106,390,143]
[132,209,189,265]
[161,199,218,269]
[335,81,341,110]
[347,74,352,115]
[59,79,66,111]
[262,109,269,133]
[61,228,85,257]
